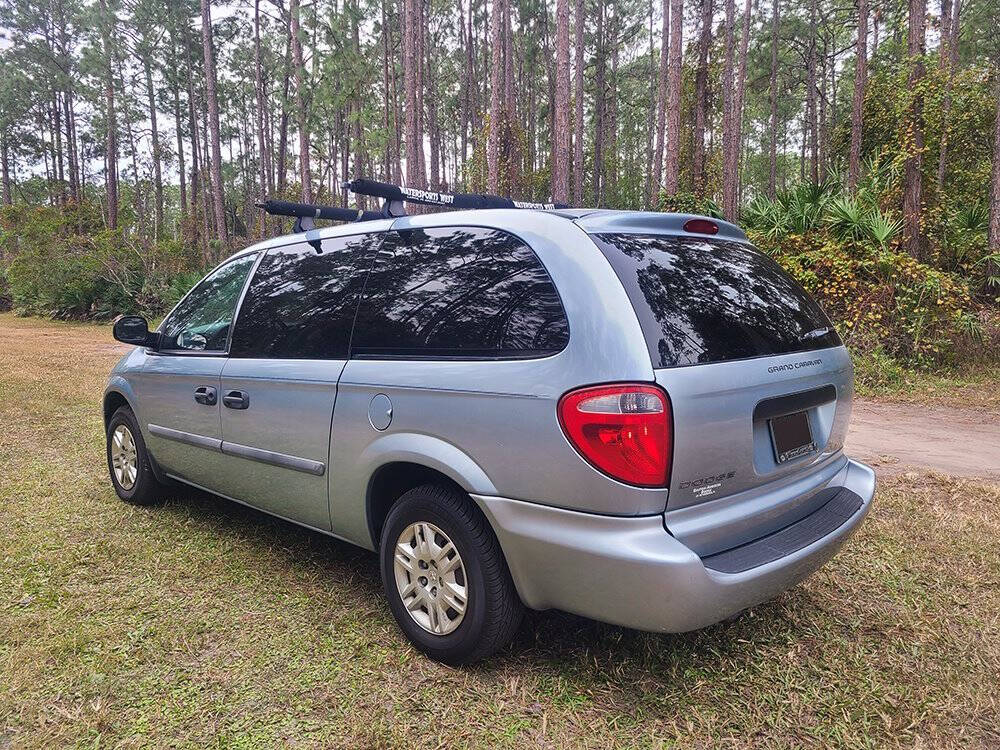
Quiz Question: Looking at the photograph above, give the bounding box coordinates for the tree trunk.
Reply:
[457,0,469,177]
[721,0,737,219]
[807,0,819,184]
[383,0,396,181]
[254,0,271,220]
[487,0,504,192]
[573,0,585,204]
[56,0,79,202]
[144,58,164,239]
[199,99,212,259]
[352,0,367,200]
[503,0,515,132]
[606,14,618,200]
[186,36,203,253]
[201,0,229,243]
[693,0,713,197]
[903,0,926,259]
[170,34,187,223]
[63,89,80,202]
[644,0,655,207]
[0,131,11,205]
[768,0,779,198]
[989,70,1000,254]
[403,0,423,189]
[553,0,571,203]
[849,0,869,191]
[277,24,292,195]
[593,0,605,204]
[651,0,669,205]
[734,0,751,136]
[99,0,118,230]
[664,0,683,196]
[289,0,312,203]
[936,0,961,191]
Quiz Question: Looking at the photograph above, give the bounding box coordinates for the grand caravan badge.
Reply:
[767,358,823,375]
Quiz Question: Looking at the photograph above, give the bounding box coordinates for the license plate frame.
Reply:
[768,410,817,464]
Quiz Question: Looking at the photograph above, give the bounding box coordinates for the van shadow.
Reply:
[157,484,823,683]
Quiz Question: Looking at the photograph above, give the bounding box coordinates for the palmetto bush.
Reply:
[744,180,902,249]
[825,197,903,249]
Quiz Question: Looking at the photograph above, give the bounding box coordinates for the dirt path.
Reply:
[846,399,1000,479]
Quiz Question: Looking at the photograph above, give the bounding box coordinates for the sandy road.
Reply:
[845,399,1000,479]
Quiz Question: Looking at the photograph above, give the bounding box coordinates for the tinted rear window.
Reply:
[351,226,569,358]
[592,233,840,367]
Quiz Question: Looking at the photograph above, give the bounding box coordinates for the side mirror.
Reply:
[113,315,158,348]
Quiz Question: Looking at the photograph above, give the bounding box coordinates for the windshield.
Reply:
[591,233,841,368]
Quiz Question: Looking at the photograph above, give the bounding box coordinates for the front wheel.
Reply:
[380,484,524,665]
[106,405,165,506]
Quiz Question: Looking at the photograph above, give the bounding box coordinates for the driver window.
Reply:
[160,253,258,352]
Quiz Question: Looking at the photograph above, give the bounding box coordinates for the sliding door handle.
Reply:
[194,386,217,406]
[222,390,250,410]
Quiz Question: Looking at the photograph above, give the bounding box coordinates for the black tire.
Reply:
[106,405,165,506]
[380,483,524,665]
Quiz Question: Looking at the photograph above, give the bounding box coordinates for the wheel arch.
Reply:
[103,386,134,428]
[365,462,473,550]
[103,380,167,484]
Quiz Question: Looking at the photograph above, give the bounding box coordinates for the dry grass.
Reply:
[1,313,999,749]
[854,360,1000,413]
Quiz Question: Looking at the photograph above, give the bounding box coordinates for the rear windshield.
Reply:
[592,233,841,368]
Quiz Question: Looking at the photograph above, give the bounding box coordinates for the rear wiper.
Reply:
[800,327,832,341]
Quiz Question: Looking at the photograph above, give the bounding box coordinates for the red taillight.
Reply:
[557,384,672,487]
[683,218,719,235]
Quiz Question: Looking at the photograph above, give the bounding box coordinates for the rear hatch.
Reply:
[590,230,854,556]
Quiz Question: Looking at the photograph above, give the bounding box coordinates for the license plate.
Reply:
[769,410,816,464]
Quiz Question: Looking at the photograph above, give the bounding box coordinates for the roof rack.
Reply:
[259,179,571,236]
[343,178,570,216]
[258,199,384,233]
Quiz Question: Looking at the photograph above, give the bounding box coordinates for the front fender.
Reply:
[103,375,140,424]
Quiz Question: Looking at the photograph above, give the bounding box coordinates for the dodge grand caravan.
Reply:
[104,208,875,664]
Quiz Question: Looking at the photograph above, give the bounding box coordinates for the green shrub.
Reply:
[0,202,206,320]
[751,231,980,368]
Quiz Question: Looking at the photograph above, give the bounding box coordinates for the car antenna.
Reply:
[342,178,572,215]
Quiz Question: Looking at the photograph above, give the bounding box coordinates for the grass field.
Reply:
[2,313,999,749]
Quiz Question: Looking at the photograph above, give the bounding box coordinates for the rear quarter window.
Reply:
[591,233,841,368]
[351,226,569,358]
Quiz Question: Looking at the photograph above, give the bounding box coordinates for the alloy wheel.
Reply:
[110,424,138,490]
[393,522,468,635]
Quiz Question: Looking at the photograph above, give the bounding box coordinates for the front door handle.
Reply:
[222,390,250,410]
[194,386,217,406]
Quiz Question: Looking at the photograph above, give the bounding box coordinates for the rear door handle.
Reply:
[194,386,217,406]
[222,390,250,410]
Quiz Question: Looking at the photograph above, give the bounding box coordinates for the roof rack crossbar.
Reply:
[258,199,384,233]
[342,178,570,212]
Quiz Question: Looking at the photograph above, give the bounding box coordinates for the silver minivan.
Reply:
[104,208,875,664]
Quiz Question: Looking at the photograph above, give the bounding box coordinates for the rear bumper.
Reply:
[473,458,874,632]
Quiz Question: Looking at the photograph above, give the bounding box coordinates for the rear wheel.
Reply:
[380,483,523,665]
[106,405,165,506]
